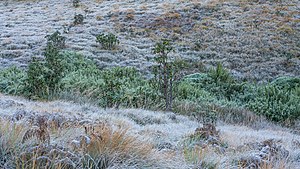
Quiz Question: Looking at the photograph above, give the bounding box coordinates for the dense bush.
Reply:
[96,33,119,50]
[60,66,162,108]
[74,14,84,25]
[45,31,66,49]
[180,68,300,124]
[24,57,49,99]
[247,80,300,124]
[0,66,26,95]
[151,39,189,110]
[0,46,299,124]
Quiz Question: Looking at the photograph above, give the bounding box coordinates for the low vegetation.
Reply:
[96,33,120,50]
[0,33,299,126]
[74,14,84,25]
[0,116,162,169]
[0,0,299,168]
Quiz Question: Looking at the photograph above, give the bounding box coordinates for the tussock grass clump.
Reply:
[0,114,166,169]
[81,124,156,168]
[0,119,24,168]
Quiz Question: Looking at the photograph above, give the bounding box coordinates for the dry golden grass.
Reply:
[22,116,50,144]
[1,94,300,168]
[0,119,24,151]
[83,123,155,167]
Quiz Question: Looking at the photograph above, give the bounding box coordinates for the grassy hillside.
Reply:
[0,0,299,168]
[0,0,299,80]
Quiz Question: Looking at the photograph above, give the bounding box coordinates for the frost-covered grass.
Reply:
[0,0,299,168]
[0,0,299,80]
[0,94,300,168]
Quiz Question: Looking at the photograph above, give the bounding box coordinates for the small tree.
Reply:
[152,39,187,111]
[25,31,66,100]
[45,31,66,49]
[44,44,64,93]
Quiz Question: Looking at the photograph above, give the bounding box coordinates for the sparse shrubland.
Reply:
[0,0,299,168]
[0,35,299,125]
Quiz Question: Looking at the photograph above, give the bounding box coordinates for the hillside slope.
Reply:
[0,0,299,81]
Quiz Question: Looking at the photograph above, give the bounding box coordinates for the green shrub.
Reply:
[182,73,211,86]
[176,64,300,124]
[45,31,66,49]
[96,33,119,50]
[25,36,66,100]
[72,0,80,7]
[0,66,26,95]
[247,83,300,124]
[271,76,300,90]
[59,51,96,73]
[208,62,232,84]
[121,83,162,109]
[59,66,103,99]
[97,67,161,108]
[74,14,84,25]
[182,64,245,102]
[60,66,162,108]
[175,81,213,102]
[0,48,76,100]
[24,57,49,99]
[44,44,65,93]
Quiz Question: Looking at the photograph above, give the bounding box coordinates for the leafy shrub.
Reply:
[175,81,213,102]
[96,33,119,50]
[0,66,26,95]
[181,64,245,102]
[271,76,300,90]
[45,31,66,49]
[110,67,162,108]
[182,73,211,85]
[59,51,96,73]
[24,57,49,99]
[44,44,65,92]
[60,66,161,108]
[207,63,246,101]
[72,0,80,7]
[24,34,66,100]
[208,62,233,84]
[74,14,84,25]
[59,66,103,98]
[247,83,300,124]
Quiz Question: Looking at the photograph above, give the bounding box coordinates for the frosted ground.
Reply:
[1,93,300,168]
[0,0,300,168]
[0,0,299,81]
